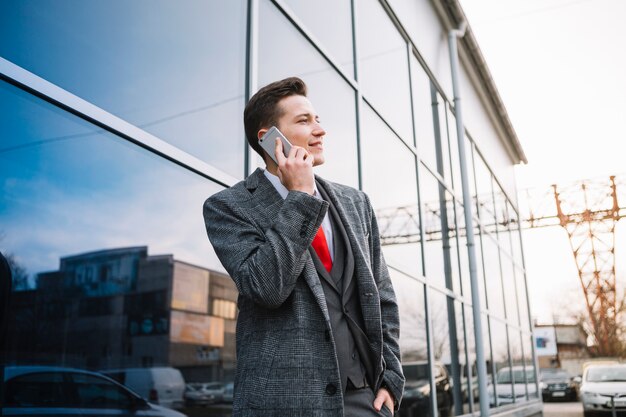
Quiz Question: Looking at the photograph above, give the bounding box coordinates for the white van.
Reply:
[101,367,185,410]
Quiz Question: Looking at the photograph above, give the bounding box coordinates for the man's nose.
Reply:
[313,123,326,137]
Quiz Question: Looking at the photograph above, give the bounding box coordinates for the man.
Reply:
[203,77,404,416]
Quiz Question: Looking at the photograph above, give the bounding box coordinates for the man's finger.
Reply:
[373,391,385,411]
[294,147,309,160]
[288,145,301,159]
[274,138,286,164]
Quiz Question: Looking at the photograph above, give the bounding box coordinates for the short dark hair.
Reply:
[244,77,308,158]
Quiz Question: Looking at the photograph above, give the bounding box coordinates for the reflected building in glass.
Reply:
[6,246,237,382]
[0,0,539,416]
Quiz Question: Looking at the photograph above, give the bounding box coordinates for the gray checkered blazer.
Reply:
[203,168,404,416]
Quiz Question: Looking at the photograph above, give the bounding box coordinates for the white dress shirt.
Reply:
[263,169,334,261]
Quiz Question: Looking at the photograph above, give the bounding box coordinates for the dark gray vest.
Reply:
[309,182,376,393]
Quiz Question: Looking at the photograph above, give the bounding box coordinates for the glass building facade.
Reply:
[0,1,540,416]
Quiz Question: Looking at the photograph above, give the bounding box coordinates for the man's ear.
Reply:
[257,128,268,142]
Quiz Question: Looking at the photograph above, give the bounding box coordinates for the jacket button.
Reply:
[325,330,331,341]
[352,352,357,360]
[325,383,337,395]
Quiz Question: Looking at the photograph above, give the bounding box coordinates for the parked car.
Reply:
[1,365,186,417]
[184,383,213,407]
[222,381,234,403]
[190,382,225,404]
[580,363,626,416]
[540,368,578,401]
[398,361,453,417]
[185,382,224,405]
[101,367,185,410]
[488,365,537,406]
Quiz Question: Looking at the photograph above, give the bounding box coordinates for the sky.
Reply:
[459,0,626,324]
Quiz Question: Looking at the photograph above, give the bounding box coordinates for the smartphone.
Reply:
[258,126,292,165]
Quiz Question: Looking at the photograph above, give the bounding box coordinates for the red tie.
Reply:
[311,227,333,273]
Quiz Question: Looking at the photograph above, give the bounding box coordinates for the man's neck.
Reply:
[265,161,279,176]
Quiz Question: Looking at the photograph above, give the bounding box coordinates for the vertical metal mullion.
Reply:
[435,95,463,417]
[492,179,514,404]
[406,43,417,149]
[244,0,259,178]
[507,203,526,386]
[423,286,439,417]
[351,0,364,191]
[517,216,540,401]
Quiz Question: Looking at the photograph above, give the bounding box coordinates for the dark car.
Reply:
[540,369,578,401]
[1,365,186,416]
[398,361,453,417]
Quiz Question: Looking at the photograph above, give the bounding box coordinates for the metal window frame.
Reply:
[0,57,239,189]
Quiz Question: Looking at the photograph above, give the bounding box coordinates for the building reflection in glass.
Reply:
[7,246,238,383]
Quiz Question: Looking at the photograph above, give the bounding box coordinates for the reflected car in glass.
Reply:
[398,361,453,417]
[186,382,224,405]
[580,364,626,417]
[1,365,186,417]
[540,368,578,401]
[222,382,234,403]
[184,384,213,407]
[488,366,537,406]
[101,367,185,410]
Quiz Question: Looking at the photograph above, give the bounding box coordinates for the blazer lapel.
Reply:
[309,247,341,294]
[244,168,284,230]
[245,169,331,322]
[315,176,382,342]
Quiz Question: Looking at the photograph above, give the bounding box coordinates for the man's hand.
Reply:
[373,387,394,415]
[275,137,315,195]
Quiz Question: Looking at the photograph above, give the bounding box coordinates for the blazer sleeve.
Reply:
[365,193,405,409]
[203,189,328,309]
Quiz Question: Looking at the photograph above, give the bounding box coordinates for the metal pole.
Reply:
[448,22,490,417]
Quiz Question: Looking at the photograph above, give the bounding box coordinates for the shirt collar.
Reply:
[263,169,320,200]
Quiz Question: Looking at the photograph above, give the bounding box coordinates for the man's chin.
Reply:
[312,156,325,167]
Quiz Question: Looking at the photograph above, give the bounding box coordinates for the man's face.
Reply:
[275,95,326,167]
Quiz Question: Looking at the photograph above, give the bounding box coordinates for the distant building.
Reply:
[534,324,591,376]
[7,246,237,382]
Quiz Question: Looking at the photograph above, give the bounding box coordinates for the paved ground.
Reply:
[543,401,583,417]
[185,401,592,417]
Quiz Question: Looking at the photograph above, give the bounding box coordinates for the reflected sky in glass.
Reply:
[445,108,463,191]
[357,0,413,144]
[490,318,509,370]
[412,58,438,169]
[502,259,520,327]
[0,0,247,178]
[515,267,530,331]
[282,0,355,78]
[360,103,421,277]
[390,269,427,361]
[474,229,489,310]
[482,233,505,319]
[419,168,447,288]
[0,81,225,285]
[258,0,358,187]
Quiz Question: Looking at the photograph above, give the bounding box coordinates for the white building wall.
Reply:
[386,0,519,201]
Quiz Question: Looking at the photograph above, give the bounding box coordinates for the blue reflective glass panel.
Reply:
[0,80,227,371]
[0,0,247,178]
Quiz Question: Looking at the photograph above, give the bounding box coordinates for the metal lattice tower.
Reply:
[524,175,626,355]
[376,174,626,355]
